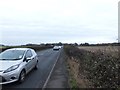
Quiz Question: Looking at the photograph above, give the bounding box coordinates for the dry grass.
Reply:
[79,46,119,52]
[67,57,93,88]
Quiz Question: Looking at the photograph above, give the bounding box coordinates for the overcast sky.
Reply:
[0,0,119,45]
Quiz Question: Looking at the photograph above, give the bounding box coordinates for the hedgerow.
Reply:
[64,45,119,88]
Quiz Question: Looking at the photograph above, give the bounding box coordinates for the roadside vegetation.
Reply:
[0,45,52,52]
[64,45,119,88]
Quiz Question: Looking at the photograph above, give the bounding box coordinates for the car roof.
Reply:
[7,48,31,51]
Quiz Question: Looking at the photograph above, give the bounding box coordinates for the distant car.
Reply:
[53,46,60,50]
[58,46,62,49]
[0,48,38,84]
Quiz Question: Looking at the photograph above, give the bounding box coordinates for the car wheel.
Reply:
[34,61,38,70]
[18,70,26,83]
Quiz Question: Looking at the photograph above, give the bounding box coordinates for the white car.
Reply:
[0,48,38,84]
[53,46,61,50]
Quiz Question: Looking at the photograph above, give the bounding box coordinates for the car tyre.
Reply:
[34,61,38,70]
[18,70,26,83]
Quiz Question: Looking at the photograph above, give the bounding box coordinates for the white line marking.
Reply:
[42,49,62,89]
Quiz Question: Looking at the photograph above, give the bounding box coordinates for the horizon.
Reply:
[0,42,119,46]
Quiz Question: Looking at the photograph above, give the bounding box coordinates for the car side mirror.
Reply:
[26,57,31,61]
[27,57,31,60]
[24,57,31,62]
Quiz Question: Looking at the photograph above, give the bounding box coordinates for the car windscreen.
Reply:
[0,50,25,60]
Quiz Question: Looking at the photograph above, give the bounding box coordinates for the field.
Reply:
[64,45,119,88]
[79,46,119,52]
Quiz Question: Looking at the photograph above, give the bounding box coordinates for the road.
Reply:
[2,48,62,89]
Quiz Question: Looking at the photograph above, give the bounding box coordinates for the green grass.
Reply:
[70,77,79,89]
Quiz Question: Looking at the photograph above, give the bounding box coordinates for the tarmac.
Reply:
[46,49,69,88]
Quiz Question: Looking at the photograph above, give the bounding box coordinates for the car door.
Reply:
[25,50,34,73]
[31,49,38,66]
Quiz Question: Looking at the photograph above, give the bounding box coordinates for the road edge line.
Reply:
[42,49,62,89]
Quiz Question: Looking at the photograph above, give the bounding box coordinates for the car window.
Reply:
[0,50,25,60]
[25,50,32,58]
[31,49,36,56]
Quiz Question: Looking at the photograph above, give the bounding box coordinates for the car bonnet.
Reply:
[0,60,22,71]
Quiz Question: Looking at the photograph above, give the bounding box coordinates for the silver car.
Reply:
[0,48,38,84]
[53,46,60,50]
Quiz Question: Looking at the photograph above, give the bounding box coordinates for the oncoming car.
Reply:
[0,48,38,84]
[53,46,60,50]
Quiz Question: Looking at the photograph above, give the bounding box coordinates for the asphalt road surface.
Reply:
[2,48,62,89]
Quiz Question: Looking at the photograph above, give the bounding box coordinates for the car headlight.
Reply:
[4,64,20,73]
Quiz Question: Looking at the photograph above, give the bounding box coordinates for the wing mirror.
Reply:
[26,57,31,60]
[24,57,31,62]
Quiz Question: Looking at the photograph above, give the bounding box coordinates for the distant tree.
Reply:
[0,44,4,46]
[74,43,78,46]
[58,42,62,46]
